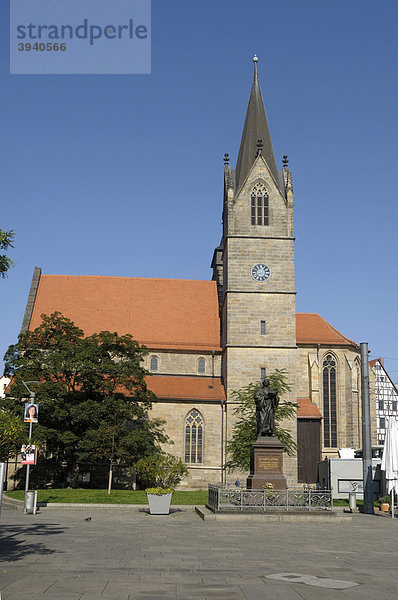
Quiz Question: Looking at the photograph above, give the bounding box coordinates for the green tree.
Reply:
[0,410,25,462]
[225,370,297,472]
[0,229,15,278]
[3,312,168,486]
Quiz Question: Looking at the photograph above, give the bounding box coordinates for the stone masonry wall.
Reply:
[150,400,223,489]
[225,347,298,487]
[225,292,296,348]
[231,156,290,238]
[143,351,222,377]
[297,345,377,458]
[225,237,295,295]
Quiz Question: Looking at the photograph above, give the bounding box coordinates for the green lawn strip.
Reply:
[333,499,359,506]
[332,499,388,508]
[7,490,386,508]
[5,489,208,505]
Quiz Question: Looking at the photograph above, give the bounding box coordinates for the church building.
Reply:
[20,58,376,488]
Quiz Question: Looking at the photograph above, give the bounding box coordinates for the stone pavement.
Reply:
[0,505,397,600]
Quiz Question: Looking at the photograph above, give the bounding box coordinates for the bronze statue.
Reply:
[254,379,279,438]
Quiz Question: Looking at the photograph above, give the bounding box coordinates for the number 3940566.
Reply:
[18,43,67,51]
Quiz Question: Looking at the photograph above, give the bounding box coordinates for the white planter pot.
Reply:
[147,493,172,515]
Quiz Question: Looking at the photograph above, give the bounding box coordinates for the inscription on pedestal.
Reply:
[247,438,287,490]
[257,456,279,471]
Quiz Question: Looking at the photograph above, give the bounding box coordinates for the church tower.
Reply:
[212,56,297,484]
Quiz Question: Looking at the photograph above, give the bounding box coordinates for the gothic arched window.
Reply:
[355,359,360,393]
[184,409,203,463]
[323,354,337,447]
[251,183,269,226]
[150,356,158,372]
[198,358,206,374]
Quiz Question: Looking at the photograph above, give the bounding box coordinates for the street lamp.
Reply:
[22,381,40,514]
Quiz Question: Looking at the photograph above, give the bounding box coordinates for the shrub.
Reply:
[136,453,188,489]
[145,487,173,495]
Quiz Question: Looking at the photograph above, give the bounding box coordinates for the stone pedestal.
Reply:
[246,437,287,490]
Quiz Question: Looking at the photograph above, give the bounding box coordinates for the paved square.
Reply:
[0,506,397,599]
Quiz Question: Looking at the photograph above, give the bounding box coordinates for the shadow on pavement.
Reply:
[139,508,186,515]
[0,524,65,562]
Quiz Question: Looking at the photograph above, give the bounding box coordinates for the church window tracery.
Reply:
[198,358,206,374]
[323,354,337,447]
[184,409,203,463]
[251,183,269,226]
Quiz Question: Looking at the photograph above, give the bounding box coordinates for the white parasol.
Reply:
[381,418,398,518]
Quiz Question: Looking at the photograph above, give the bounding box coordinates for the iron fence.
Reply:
[208,484,332,512]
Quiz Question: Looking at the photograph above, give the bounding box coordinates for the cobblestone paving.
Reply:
[0,506,397,599]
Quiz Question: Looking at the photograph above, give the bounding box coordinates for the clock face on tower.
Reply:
[251,263,271,282]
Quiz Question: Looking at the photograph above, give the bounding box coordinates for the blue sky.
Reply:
[1,0,398,381]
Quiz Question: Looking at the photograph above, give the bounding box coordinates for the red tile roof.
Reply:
[296,313,358,347]
[29,275,221,352]
[27,273,358,351]
[146,376,225,401]
[297,398,322,419]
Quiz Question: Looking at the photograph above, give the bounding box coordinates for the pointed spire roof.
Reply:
[235,56,279,191]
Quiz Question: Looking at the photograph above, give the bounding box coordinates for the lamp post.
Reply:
[22,381,39,514]
[360,343,374,515]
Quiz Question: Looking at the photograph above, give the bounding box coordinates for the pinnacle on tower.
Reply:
[235,56,279,191]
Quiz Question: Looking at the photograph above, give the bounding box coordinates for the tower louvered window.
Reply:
[323,354,337,447]
[184,410,203,463]
[251,183,269,226]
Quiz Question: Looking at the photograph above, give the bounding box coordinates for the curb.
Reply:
[37,503,199,510]
[195,506,353,522]
[3,496,202,511]
[2,496,24,511]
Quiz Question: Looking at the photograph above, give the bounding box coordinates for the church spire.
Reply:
[235,56,279,191]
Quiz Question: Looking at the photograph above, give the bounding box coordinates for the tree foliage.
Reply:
[3,312,168,486]
[0,229,15,278]
[0,410,25,462]
[225,369,297,472]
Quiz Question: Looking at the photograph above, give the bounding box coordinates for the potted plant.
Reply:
[145,487,174,515]
[379,495,391,512]
[136,453,188,515]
